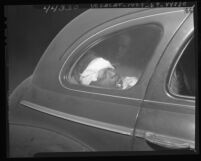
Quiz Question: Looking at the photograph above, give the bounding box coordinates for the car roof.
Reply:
[38,9,150,62]
[67,8,149,34]
[34,8,185,76]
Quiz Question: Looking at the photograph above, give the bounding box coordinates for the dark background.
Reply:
[5,5,86,94]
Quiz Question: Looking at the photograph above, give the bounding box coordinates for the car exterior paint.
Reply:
[9,8,196,157]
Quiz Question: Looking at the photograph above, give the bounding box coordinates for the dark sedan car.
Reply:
[9,8,196,157]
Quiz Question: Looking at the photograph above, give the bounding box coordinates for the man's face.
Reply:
[95,68,119,88]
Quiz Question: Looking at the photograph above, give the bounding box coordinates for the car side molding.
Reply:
[20,100,134,136]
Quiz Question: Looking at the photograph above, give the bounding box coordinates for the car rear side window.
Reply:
[68,24,163,90]
[169,36,196,98]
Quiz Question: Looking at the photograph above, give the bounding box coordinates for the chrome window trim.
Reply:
[20,100,133,136]
[167,34,195,101]
[58,10,187,100]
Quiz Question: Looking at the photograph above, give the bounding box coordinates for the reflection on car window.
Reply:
[169,36,196,97]
[69,24,163,90]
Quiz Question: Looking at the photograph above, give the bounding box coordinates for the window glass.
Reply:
[169,36,196,97]
[69,24,163,90]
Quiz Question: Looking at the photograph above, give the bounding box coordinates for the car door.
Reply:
[19,8,191,151]
[57,8,191,151]
[133,12,195,151]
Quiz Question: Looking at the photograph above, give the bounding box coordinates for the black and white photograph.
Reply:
[5,3,198,158]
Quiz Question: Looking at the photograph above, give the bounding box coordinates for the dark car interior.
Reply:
[170,36,195,97]
[69,24,163,90]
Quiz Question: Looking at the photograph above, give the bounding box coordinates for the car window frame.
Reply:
[63,22,164,91]
[59,9,189,100]
[67,24,162,91]
[166,34,195,101]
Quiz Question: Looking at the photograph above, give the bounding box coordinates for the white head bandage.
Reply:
[80,57,114,85]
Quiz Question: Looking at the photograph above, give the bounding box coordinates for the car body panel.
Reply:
[134,13,195,151]
[9,124,91,157]
[9,77,94,154]
[9,8,195,155]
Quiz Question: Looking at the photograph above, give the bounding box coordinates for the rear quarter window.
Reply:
[66,23,163,90]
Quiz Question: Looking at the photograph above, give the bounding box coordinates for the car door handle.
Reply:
[144,132,191,149]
